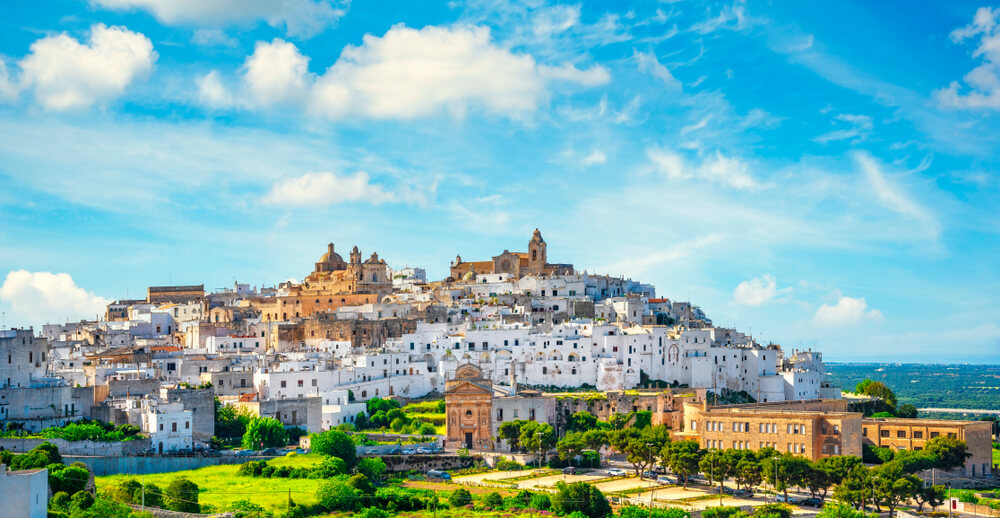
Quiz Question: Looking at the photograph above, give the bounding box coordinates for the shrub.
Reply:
[262,465,276,478]
[239,460,268,476]
[359,507,391,518]
[496,457,524,471]
[417,423,437,435]
[817,502,879,518]
[551,481,612,518]
[311,456,347,478]
[349,473,375,495]
[529,492,552,510]
[448,488,472,508]
[229,499,273,518]
[702,506,741,518]
[357,457,387,482]
[318,478,359,512]
[311,430,357,469]
[70,490,94,511]
[165,478,200,513]
[243,417,288,449]
[49,464,90,495]
[375,487,427,512]
[483,491,504,509]
[753,503,792,518]
[50,491,71,510]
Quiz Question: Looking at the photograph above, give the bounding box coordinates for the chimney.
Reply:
[510,361,517,396]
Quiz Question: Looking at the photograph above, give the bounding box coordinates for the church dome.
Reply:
[316,243,347,272]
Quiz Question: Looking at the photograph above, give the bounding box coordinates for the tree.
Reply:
[356,457,387,482]
[582,429,609,465]
[557,432,587,462]
[804,462,834,500]
[349,473,375,495]
[914,484,946,512]
[215,399,251,440]
[817,502,878,518]
[520,421,556,464]
[811,456,861,500]
[311,429,358,469]
[48,464,90,495]
[699,450,732,493]
[763,454,810,502]
[924,436,971,470]
[165,478,200,513]
[664,440,702,488]
[872,465,920,515]
[854,380,897,412]
[833,465,872,511]
[895,404,918,418]
[448,488,472,508]
[483,491,504,509]
[311,456,348,478]
[735,457,763,493]
[70,490,94,511]
[550,481,613,518]
[242,417,287,449]
[567,411,598,433]
[498,420,525,452]
[318,478,359,512]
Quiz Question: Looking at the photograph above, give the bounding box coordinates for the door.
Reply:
[465,433,473,449]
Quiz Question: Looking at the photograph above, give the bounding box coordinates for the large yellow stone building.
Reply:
[449,229,574,281]
[862,417,993,477]
[254,243,391,321]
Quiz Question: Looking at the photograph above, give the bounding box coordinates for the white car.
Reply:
[365,448,378,455]
[416,447,431,454]
[402,448,416,455]
[607,468,626,477]
[776,495,800,504]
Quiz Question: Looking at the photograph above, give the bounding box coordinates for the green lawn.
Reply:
[97,453,326,513]
[402,400,444,413]
[993,448,999,466]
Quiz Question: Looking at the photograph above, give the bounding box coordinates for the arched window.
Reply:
[532,250,537,261]
[465,410,473,417]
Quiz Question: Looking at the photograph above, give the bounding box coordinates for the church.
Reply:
[449,229,574,281]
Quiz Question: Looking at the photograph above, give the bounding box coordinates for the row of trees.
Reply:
[353,397,437,435]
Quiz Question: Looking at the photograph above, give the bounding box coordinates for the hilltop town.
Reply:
[1,231,996,517]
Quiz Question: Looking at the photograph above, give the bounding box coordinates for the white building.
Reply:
[0,465,48,518]
[143,401,193,454]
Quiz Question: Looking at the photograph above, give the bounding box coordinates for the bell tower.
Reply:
[527,228,546,274]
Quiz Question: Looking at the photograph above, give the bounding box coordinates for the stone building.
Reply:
[678,399,864,460]
[0,465,48,518]
[449,229,574,281]
[862,417,993,477]
[147,285,204,304]
[444,364,493,449]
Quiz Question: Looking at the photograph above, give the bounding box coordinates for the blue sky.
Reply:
[0,0,997,363]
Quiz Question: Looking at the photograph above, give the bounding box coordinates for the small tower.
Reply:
[527,228,547,274]
[350,245,361,265]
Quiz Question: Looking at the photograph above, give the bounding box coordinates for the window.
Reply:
[298,380,304,387]
[930,432,939,438]
[465,410,472,417]
[159,424,163,431]
[897,430,906,438]
[880,429,890,438]
[172,422,177,432]
[185,421,189,429]
[913,431,923,439]
[312,379,317,386]
[281,381,287,388]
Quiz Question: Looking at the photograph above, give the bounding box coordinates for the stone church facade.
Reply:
[444,364,493,449]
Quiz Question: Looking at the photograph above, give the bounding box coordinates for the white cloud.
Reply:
[191,29,238,47]
[733,274,790,306]
[196,70,234,109]
[690,1,749,34]
[0,270,109,326]
[634,49,681,89]
[0,58,18,102]
[814,296,883,326]
[813,113,873,143]
[854,151,940,239]
[581,150,607,166]
[243,38,311,107]
[260,171,435,207]
[647,147,758,190]
[262,171,393,206]
[18,24,156,111]
[308,24,608,119]
[936,7,1000,110]
[91,0,347,39]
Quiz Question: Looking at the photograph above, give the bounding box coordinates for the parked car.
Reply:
[262,448,280,456]
[426,469,451,481]
[141,448,156,456]
[776,495,800,504]
[734,489,754,498]
[657,475,673,483]
[365,448,379,455]
[562,467,576,475]
[201,449,221,457]
[235,449,256,456]
[416,447,432,454]
[294,448,306,454]
[800,498,823,508]
[607,468,626,477]
[402,448,416,455]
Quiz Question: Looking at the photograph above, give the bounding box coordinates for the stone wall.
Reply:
[63,454,248,476]
[0,437,150,456]
[381,454,476,472]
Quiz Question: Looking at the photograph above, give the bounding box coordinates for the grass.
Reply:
[993,448,999,467]
[402,401,444,413]
[96,453,327,513]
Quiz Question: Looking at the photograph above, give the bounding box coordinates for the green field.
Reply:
[826,363,1000,411]
[402,400,446,434]
[97,453,325,513]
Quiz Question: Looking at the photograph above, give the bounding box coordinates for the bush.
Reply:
[318,478,359,512]
[229,499,273,518]
[311,456,347,478]
[349,473,375,495]
[417,423,437,435]
[753,503,792,518]
[243,417,288,450]
[49,464,90,495]
[165,478,200,513]
[359,507,391,518]
[448,488,472,508]
[239,460,268,477]
[310,430,357,469]
[483,491,504,509]
[50,491,71,510]
[817,502,879,518]
[529,492,552,510]
[551,481,612,518]
[374,487,427,512]
[702,506,741,518]
[619,506,693,518]
[496,457,524,471]
[70,490,94,511]
[356,457,387,482]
